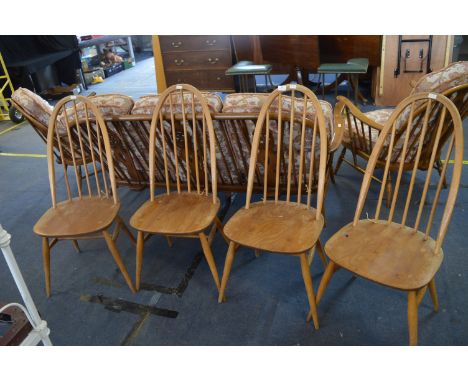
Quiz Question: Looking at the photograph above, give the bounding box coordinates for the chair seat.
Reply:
[130,192,220,235]
[34,197,120,237]
[224,201,324,254]
[324,220,444,290]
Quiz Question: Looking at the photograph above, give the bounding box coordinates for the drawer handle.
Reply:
[171,41,182,48]
[206,39,217,46]
[216,77,222,81]
[208,57,219,65]
[174,59,185,66]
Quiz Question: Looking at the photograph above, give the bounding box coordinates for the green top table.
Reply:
[225,61,273,92]
[317,58,369,103]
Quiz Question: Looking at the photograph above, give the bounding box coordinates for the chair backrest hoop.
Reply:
[244,84,328,220]
[148,84,218,204]
[47,95,118,208]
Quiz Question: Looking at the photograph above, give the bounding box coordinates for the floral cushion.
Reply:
[219,93,333,188]
[343,106,441,164]
[343,108,394,146]
[222,93,269,113]
[58,94,134,127]
[412,61,468,94]
[131,92,222,115]
[223,93,334,135]
[11,87,53,127]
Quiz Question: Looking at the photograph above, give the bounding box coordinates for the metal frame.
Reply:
[0,52,16,121]
[0,225,52,346]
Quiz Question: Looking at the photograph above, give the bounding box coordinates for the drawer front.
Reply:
[163,50,232,70]
[165,70,234,91]
[159,35,231,52]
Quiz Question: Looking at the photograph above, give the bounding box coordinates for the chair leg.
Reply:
[436,159,447,189]
[300,253,319,330]
[42,237,51,298]
[165,236,173,248]
[328,152,336,184]
[385,172,393,208]
[199,232,221,291]
[316,260,336,305]
[116,215,136,245]
[218,241,236,303]
[428,278,439,312]
[408,290,418,346]
[102,230,136,293]
[71,240,81,253]
[136,231,144,291]
[316,239,328,269]
[334,147,346,175]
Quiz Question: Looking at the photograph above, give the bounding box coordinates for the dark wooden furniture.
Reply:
[233,35,381,88]
[316,92,464,345]
[217,84,330,329]
[153,36,235,92]
[33,95,136,296]
[0,304,32,346]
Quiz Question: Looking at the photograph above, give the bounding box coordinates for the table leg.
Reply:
[335,73,338,98]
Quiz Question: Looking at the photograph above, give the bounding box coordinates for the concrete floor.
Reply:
[1,57,467,345]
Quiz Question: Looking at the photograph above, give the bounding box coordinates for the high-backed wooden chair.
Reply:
[217,84,329,329]
[316,92,464,345]
[129,84,223,292]
[33,95,136,297]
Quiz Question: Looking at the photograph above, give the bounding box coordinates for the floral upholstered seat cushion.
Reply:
[12,87,53,127]
[411,61,468,94]
[131,92,223,115]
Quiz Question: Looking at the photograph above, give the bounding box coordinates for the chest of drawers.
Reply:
[155,35,235,92]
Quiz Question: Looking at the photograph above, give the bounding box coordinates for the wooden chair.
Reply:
[129,84,223,292]
[217,84,330,329]
[33,95,136,297]
[11,92,99,187]
[316,92,464,345]
[333,83,468,206]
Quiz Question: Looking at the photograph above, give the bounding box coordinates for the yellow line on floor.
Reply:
[0,121,27,136]
[0,152,46,158]
[442,160,468,165]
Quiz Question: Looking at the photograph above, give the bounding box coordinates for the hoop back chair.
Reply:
[33,95,136,296]
[317,92,464,345]
[334,82,467,206]
[218,84,329,329]
[129,84,223,292]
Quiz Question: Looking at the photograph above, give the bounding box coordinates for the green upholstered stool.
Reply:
[225,61,273,92]
[317,58,369,103]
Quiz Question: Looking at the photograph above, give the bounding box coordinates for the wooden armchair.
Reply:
[217,84,330,329]
[129,84,223,293]
[333,83,468,205]
[316,92,464,345]
[33,95,136,296]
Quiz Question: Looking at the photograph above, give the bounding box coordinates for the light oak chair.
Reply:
[217,84,329,329]
[334,79,467,207]
[316,92,464,345]
[129,84,223,292]
[33,95,136,297]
